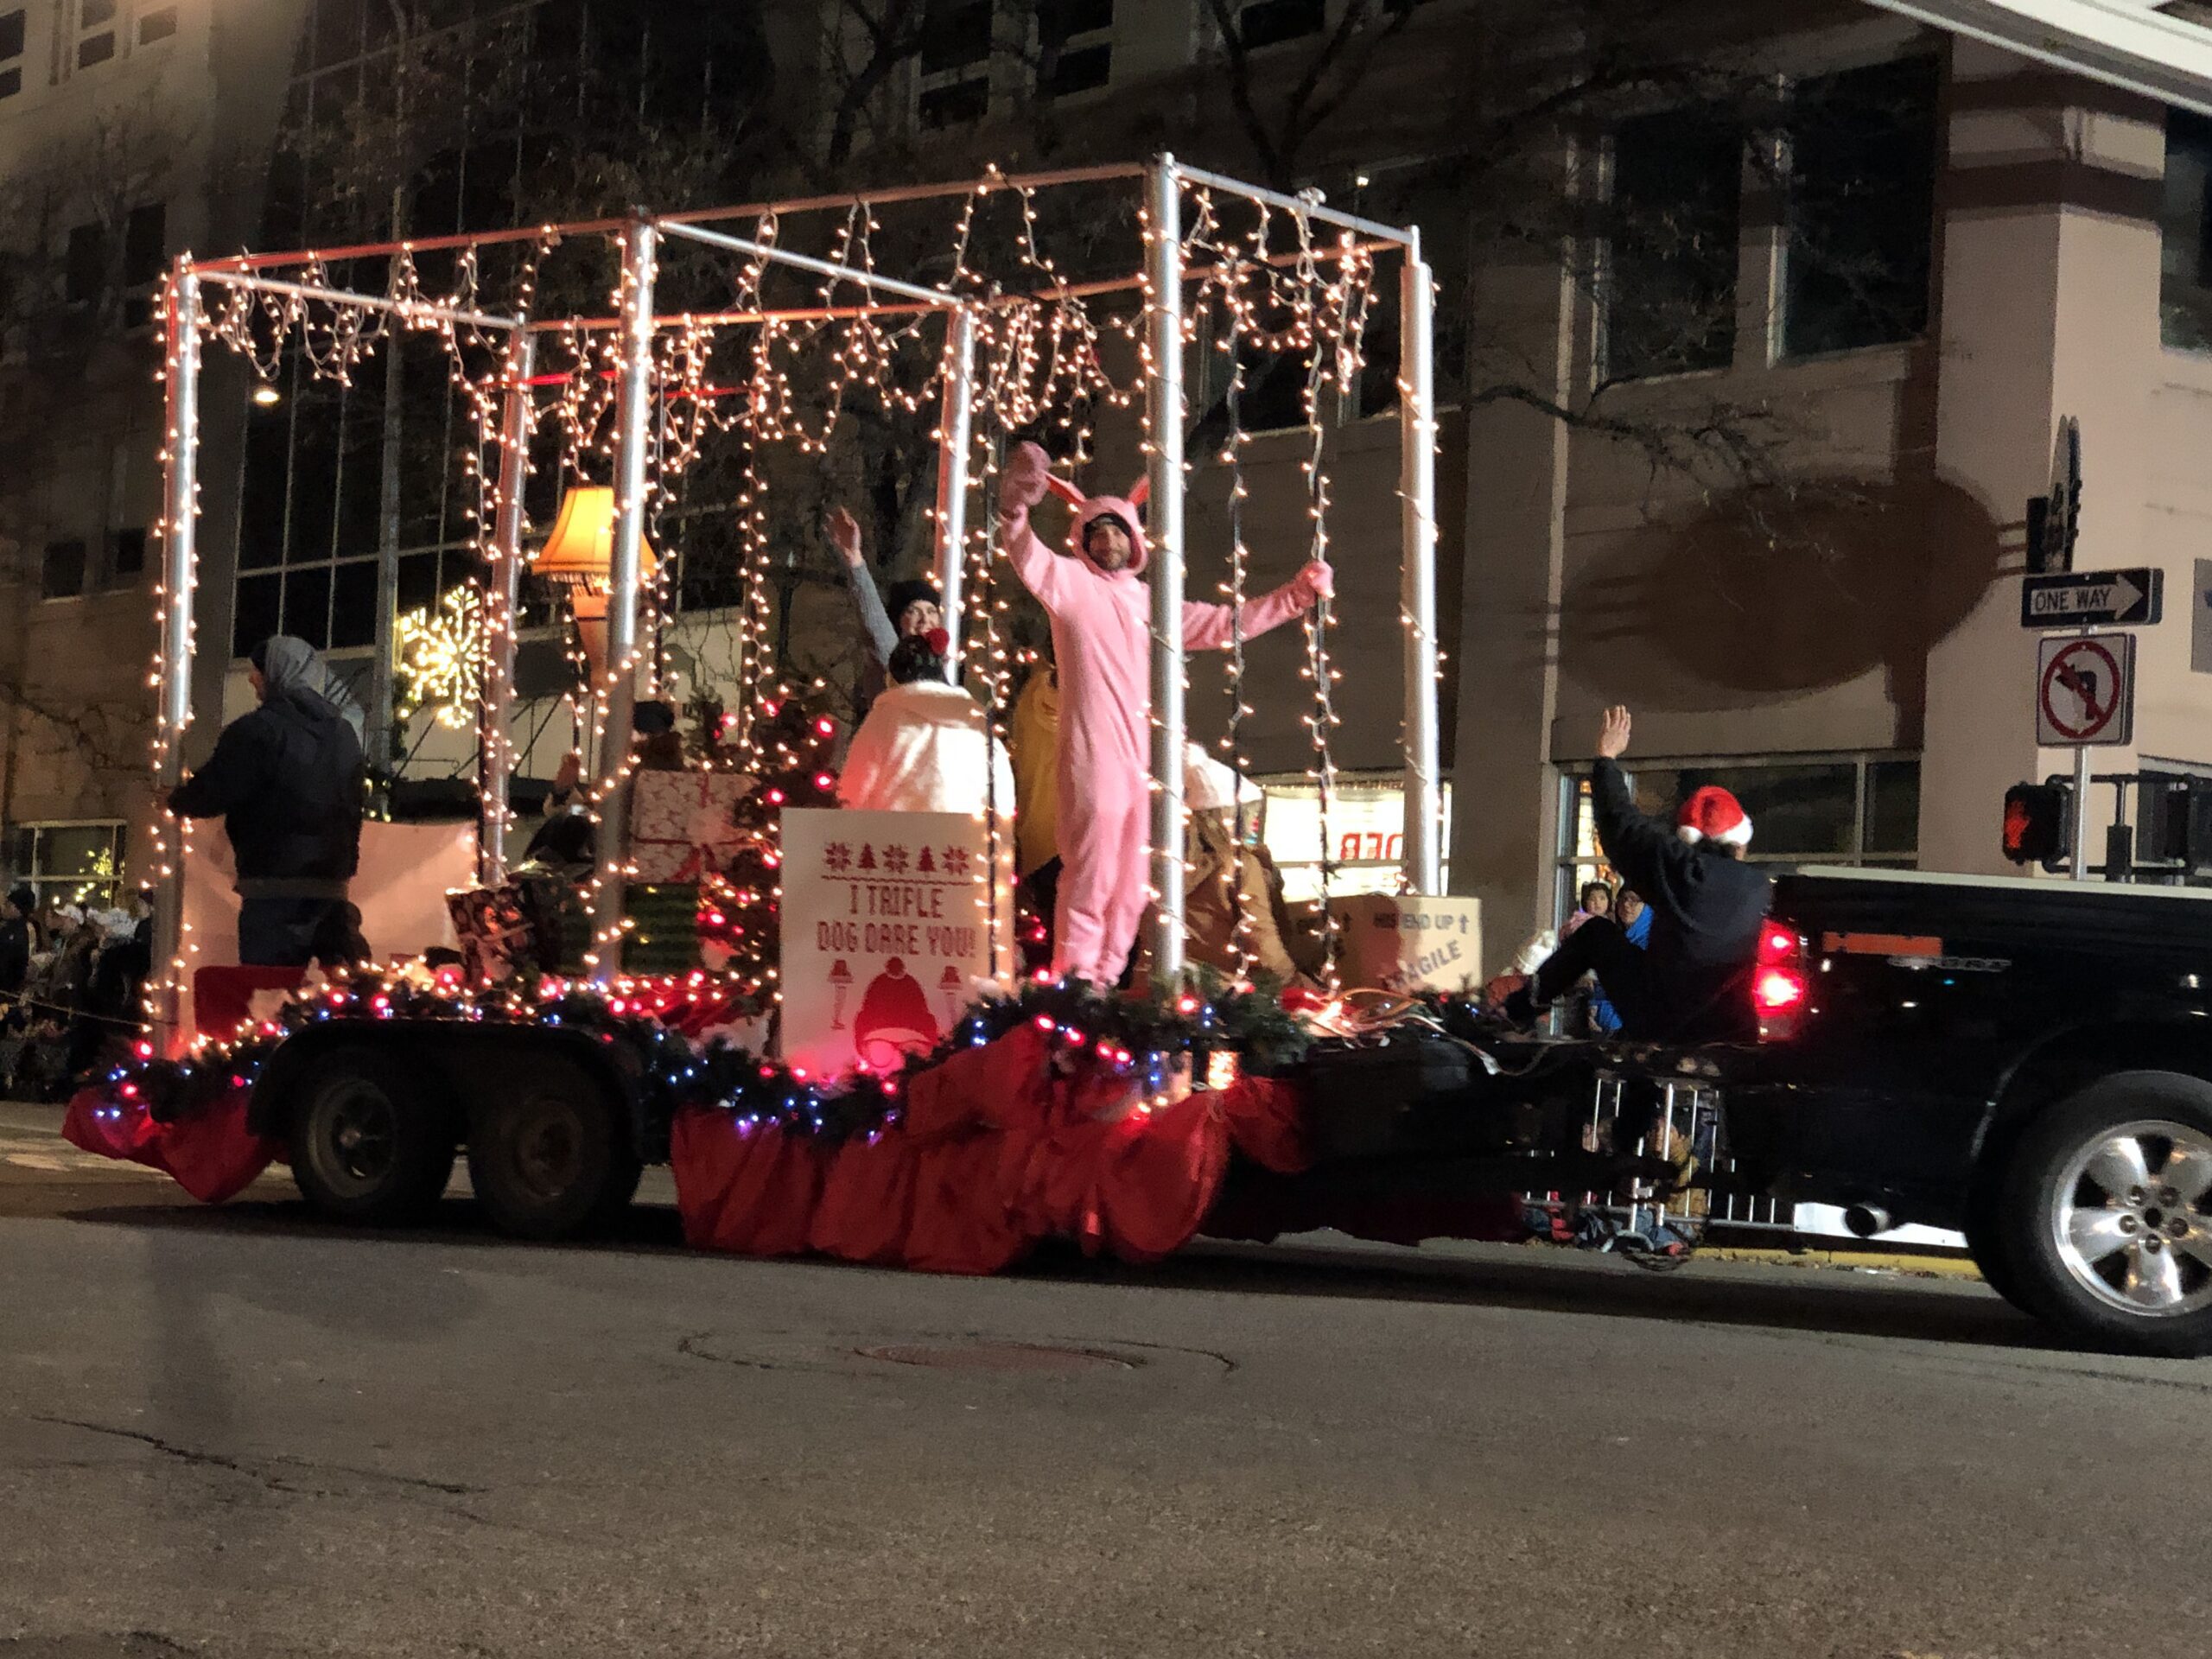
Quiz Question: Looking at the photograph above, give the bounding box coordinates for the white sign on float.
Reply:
[779,808,1013,1080]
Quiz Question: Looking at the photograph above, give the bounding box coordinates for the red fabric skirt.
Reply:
[671,1030,1291,1274]
[61,1086,280,1205]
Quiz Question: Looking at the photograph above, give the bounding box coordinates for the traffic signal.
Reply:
[2137,772,2212,874]
[2003,782,2070,868]
[2138,773,2190,866]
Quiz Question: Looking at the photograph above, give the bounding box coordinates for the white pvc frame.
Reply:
[147,156,1437,1046]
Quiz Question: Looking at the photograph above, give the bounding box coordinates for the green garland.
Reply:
[99,969,1316,1157]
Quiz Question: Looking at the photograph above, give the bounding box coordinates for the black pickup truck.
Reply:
[1223,865,2212,1357]
[1726,866,2212,1357]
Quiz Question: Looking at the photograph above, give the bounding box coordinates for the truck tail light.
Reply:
[1753,920,1808,1037]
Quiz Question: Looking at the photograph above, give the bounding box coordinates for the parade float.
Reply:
[64,157,1713,1271]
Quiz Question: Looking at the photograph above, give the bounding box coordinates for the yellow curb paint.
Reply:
[1700,1245,1984,1281]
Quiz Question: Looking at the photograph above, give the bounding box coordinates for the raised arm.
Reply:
[998,442,1079,614]
[1183,561,1332,652]
[1586,707,1702,919]
[830,508,899,669]
[1588,756,1683,904]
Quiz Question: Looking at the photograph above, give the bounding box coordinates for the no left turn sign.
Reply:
[2036,632,2136,747]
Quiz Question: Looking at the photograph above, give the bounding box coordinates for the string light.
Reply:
[143,169,1422,1038]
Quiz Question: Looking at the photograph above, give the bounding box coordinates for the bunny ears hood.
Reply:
[1039,470,1150,575]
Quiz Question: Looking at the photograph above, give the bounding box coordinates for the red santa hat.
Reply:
[1676,785,1752,848]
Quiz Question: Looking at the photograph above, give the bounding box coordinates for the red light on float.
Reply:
[1758,922,1798,964]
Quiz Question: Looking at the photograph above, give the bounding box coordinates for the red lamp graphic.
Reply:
[851,957,940,1071]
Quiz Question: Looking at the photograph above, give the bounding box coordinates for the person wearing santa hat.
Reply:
[1502,705,1772,1043]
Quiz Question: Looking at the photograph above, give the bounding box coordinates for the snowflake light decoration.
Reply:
[396,587,486,730]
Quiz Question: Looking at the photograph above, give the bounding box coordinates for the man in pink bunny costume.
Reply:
[998,439,1332,985]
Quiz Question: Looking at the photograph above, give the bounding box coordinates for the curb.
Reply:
[1700,1243,1984,1281]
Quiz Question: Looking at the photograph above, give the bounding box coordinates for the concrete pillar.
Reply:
[1449,243,1580,971]
[1919,43,2167,873]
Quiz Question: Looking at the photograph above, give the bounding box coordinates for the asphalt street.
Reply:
[2,1100,2205,1659]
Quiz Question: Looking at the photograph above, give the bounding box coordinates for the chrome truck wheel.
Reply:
[2050,1121,2212,1317]
[2000,1072,2212,1357]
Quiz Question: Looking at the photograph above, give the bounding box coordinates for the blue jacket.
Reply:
[1589,906,1651,1033]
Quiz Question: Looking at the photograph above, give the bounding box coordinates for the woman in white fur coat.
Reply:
[836,629,1015,819]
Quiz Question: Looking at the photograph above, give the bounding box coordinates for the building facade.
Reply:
[846,0,2212,958]
[11,0,2212,973]
[1458,20,2212,961]
[0,0,301,908]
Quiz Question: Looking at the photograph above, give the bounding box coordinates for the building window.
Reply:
[109,527,146,582]
[1782,56,1940,359]
[1605,105,1744,381]
[1258,773,1453,904]
[1555,753,1918,923]
[121,201,163,327]
[0,822,127,910]
[64,223,102,305]
[2162,110,2212,352]
[917,0,991,128]
[138,4,177,44]
[918,79,989,127]
[0,7,24,99]
[1039,0,1111,98]
[41,540,87,599]
[1045,42,1110,97]
[58,206,160,319]
[921,0,991,73]
[1046,0,1114,33]
[76,0,115,68]
[1239,0,1325,48]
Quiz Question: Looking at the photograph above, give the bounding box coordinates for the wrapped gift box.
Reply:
[631,770,753,883]
[625,883,702,974]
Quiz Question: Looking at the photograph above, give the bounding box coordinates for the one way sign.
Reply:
[2020,568,2164,629]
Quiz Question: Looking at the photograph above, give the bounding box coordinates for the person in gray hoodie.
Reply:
[168,635,367,967]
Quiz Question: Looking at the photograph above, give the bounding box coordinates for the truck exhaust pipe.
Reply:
[1843,1204,1892,1239]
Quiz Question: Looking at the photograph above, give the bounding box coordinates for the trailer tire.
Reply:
[288,1046,456,1226]
[466,1056,637,1242]
[1998,1071,2212,1357]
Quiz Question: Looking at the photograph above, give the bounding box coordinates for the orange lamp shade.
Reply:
[531,486,658,593]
